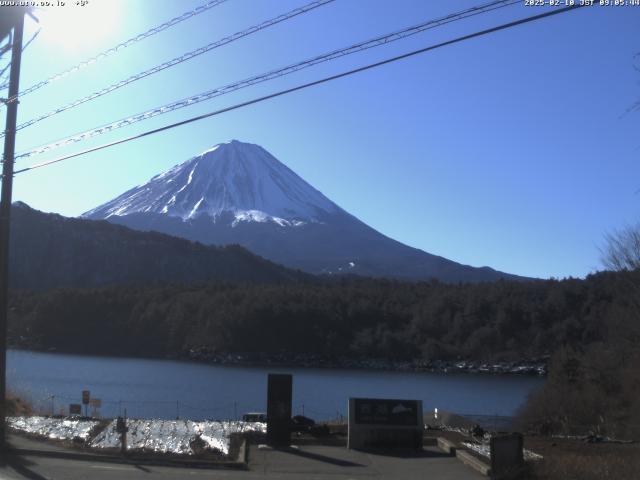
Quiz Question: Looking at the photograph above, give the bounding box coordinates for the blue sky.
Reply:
[2,0,639,279]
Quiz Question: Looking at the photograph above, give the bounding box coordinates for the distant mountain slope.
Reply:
[84,140,527,283]
[9,202,308,291]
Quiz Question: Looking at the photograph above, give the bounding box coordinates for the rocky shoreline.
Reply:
[182,348,548,376]
[9,343,547,376]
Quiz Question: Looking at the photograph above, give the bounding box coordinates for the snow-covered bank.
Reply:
[8,416,266,456]
[8,416,100,441]
[92,419,265,455]
[462,441,543,461]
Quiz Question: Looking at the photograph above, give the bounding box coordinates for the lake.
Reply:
[7,349,545,421]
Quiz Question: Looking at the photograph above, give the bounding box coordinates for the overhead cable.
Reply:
[11,4,587,177]
[4,0,334,134]
[0,28,40,89]
[3,0,229,101]
[15,0,518,159]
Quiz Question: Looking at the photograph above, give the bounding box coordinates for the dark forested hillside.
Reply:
[8,270,636,366]
[9,202,309,290]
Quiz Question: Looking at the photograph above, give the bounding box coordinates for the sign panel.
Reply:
[348,398,423,450]
[69,404,82,415]
[353,399,420,426]
[82,390,90,405]
[266,373,292,446]
[89,398,101,408]
[490,433,524,477]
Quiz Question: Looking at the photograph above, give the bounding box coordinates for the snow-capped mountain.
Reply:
[84,140,339,227]
[84,140,525,283]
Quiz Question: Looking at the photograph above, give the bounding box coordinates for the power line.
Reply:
[1,0,229,100]
[0,67,9,88]
[0,29,40,90]
[5,0,334,134]
[21,28,40,52]
[11,3,588,177]
[15,0,518,160]
[0,28,42,91]
[0,32,12,60]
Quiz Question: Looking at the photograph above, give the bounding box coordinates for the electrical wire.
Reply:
[10,3,588,177]
[1,0,229,100]
[15,0,518,160]
[0,29,40,90]
[21,28,40,52]
[0,31,12,60]
[5,0,334,133]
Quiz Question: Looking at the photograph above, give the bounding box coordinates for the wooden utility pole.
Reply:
[0,8,24,449]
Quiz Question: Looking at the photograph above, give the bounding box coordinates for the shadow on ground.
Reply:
[354,447,452,459]
[273,446,366,467]
[0,453,48,480]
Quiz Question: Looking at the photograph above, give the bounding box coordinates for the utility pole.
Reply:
[0,8,25,449]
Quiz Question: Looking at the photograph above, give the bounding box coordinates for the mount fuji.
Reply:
[84,140,523,283]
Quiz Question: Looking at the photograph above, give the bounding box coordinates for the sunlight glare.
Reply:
[37,0,120,51]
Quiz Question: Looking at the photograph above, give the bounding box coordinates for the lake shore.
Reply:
[180,349,549,376]
[8,344,548,376]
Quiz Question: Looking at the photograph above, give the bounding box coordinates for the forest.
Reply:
[6,270,635,364]
[7,268,640,437]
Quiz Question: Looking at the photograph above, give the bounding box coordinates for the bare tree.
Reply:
[602,224,640,271]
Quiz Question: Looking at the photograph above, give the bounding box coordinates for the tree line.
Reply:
[7,270,636,364]
[7,267,640,438]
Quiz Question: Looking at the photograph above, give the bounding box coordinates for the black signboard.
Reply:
[491,433,524,477]
[82,390,90,405]
[69,404,82,415]
[353,398,419,426]
[266,373,292,446]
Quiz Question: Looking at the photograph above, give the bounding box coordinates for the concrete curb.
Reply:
[436,437,457,455]
[238,438,247,464]
[423,437,437,447]
[7,440,248,470]
[436,436,492,477]
[291,437,347,447]
[456,450,491,476]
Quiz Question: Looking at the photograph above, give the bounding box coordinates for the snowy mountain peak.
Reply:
[83,140,339,226]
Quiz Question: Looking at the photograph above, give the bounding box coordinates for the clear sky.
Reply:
[2,0,639,280]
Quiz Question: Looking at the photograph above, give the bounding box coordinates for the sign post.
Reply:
[266,373,292,447]
[116,414,128,454]
[81,390,90,417]
[89,398,101,418]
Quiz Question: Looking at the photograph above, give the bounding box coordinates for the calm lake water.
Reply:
[7,349,545,421]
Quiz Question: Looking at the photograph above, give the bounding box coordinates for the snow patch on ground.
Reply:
[91,419,265,455]
[8,416,266,456]
[462,441,543,461]
[8,416,99,441]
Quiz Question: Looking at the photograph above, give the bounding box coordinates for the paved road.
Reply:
[0,440,484,479]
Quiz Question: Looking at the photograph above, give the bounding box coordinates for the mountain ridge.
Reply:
[9,201,310,291]
[84,140,529,283]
